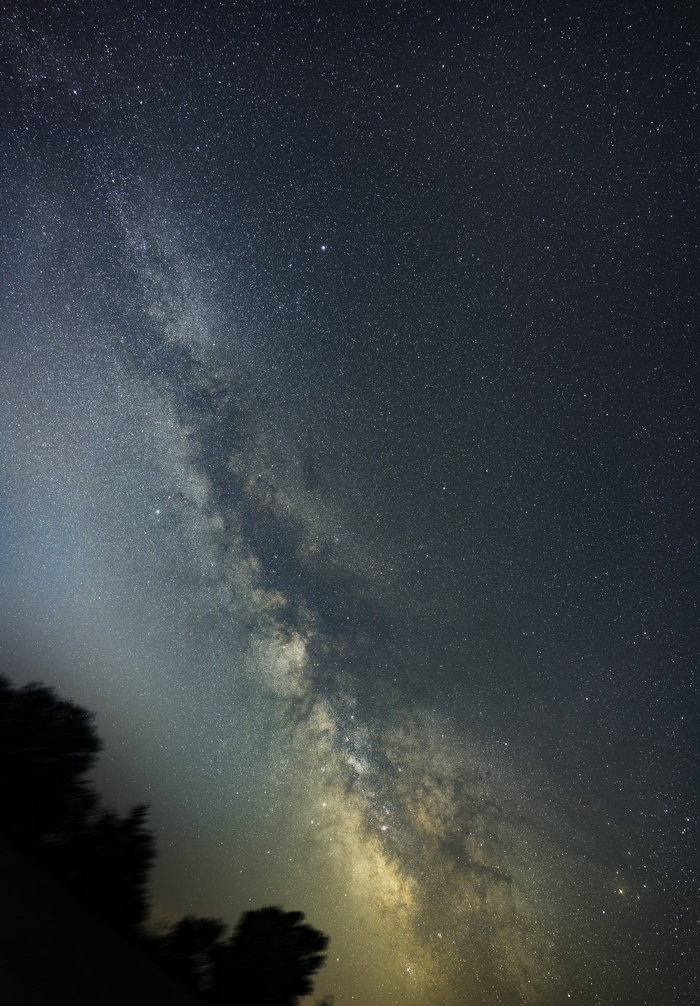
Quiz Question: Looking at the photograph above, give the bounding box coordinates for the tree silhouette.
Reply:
[214,906,328,1006]
[148,914,227,994]
[0,676,101,847]
[149,908,330,1003]
[49,804,156,930]
[0,675,155,933]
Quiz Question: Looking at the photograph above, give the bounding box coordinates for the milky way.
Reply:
[1,4,697,1004]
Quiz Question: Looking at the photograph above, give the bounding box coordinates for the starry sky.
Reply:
[0,2,698,1003]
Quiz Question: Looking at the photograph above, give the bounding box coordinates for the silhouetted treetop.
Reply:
[0,675,101,845]
[214,905,329,1006]
[0,674,155,932]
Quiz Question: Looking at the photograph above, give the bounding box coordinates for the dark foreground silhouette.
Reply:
[148,907,329,1003]
[0,674,328,1005]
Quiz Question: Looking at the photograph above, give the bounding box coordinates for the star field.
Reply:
[0,2,697,1004]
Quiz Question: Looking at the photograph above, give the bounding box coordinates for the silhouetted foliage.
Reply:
[48,804,156,930]
[149,907,329,1004]
[0,675,154,933]
[147,914,227,994]
[0,676,101,846]
[213,906,328,1006]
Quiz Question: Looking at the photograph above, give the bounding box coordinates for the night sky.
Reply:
[0,2,697,1003]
